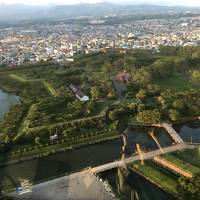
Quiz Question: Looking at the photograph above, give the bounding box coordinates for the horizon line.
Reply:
[0,2,200,7]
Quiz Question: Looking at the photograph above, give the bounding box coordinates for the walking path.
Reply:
[9,74,58,97]
[162,123,184,144]
[153,156,193,178]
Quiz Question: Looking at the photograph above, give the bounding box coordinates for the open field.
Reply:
[154,73,195,92]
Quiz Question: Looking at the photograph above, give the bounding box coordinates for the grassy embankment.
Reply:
[168,148,200,168]
[130,148,200,197]
[0,72,121,164]
[161,153,200,175]
[0,131,120,165]
[130,161,178,195]
[9,74,58,97]
[43,81,58,97]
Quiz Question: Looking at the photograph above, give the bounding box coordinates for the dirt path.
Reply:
[113,80,126,101]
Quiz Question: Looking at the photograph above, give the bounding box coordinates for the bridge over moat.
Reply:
[162,122,184,144]
[91,122,190,175]
[10,122,194,199]
[91,143,193,174]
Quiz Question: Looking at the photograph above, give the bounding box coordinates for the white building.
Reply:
[69,84,89,102]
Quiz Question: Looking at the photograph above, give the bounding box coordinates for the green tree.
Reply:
[35,136,40,145]
[146,84,160,95]
[107,88,115,99]
[153,58,174,78]
[174,57,189,72]
[68,99,84,115]
[191,70,200,86]
[136,89,147,101]
[156,96,166,108]
[102,61,113,73]
[172,100,184,111]
[169,109,180,121]
[137,104,146,113]
[86,100,95,114]
[90,86,100,99]
[132,68,152,86]
[177,175,200,200]
[136,109,161,124]
[192,50,200,60]
[108,110,119,121]
[159,46,180,56]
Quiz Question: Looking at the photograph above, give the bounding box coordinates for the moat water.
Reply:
[0,127,175,199]
[174,120,200,143]
[100,168,176,200]
[1,90,199,199]
[0,89,20,120]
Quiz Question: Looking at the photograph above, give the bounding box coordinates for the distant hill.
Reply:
[0,2,200,22]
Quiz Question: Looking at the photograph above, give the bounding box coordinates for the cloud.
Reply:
[0,0,103,5]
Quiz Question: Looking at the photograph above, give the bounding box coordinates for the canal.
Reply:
[100,168,176,200]
[0,89,20,120]
[174,120,200,143]
[0,89,179,199]
[0,126,174,199]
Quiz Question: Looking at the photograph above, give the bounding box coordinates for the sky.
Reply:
[1,0,200,7]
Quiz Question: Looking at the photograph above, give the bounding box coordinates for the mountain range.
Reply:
[0,2,200,22]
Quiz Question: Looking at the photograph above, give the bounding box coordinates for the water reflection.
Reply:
[100,129,175,200]
[0,89,20,120]
[174,120,200,143]
[0,126,173,194]
[100,167,176,200]
[125,127,172,155]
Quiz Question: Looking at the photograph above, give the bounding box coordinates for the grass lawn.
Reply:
[170,148,200,168]
[9,74,28,82]
[128,117,144,125]
[154,73,194,92]
[10,73,43,83]
[131,161,178,195]
[9,73,58,100]
[162,154,200,175]
[121,98,140,105]
[43,81,58,97]
[94,99,118,115]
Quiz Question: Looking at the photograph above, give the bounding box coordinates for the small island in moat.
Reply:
[1,47,200,199]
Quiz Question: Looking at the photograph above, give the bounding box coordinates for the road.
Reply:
[113,80,126,101]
